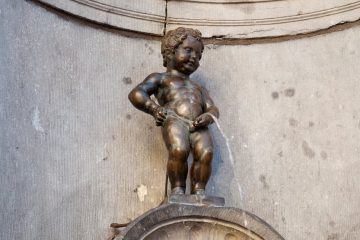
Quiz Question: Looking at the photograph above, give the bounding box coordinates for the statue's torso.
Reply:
[156,75,204,121]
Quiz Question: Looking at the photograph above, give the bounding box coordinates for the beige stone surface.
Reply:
[1,0,360,239]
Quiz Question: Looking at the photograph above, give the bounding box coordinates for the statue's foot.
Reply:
[171,187,185,195]
[194,189,205,195]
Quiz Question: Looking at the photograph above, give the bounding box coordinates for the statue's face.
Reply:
[172,36,203,75]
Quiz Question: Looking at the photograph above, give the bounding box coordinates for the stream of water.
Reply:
[207,113,244,202]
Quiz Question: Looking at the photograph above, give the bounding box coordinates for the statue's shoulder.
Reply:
[144,72,167,83]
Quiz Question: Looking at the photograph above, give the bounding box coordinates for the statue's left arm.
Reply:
[202,87,219,119]
[194,87,219,128]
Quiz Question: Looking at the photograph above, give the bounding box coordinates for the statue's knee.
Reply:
[170,146,189,160]
[200,148,213,165]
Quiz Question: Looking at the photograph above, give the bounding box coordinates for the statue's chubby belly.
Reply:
[167,100,203,121]
[159,84,204,121]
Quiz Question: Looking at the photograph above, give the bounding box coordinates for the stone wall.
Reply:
[1,0,360,239]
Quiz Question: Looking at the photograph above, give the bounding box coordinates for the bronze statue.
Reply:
[128,27,219,195]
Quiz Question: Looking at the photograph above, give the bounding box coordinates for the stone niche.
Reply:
[37,0,360,38]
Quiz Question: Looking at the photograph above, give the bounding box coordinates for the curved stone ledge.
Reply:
[167,0,360,38]
[36,0,360,39]
[36,0,165,35]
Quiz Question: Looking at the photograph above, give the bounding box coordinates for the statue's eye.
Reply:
[185,48,191,53]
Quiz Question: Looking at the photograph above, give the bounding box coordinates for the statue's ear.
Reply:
[173,44,180,54]
[168,52,175,62]
[164,54,172,67]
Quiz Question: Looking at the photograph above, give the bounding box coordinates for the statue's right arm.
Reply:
[128,73,162,116]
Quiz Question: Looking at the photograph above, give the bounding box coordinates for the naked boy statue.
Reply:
[128,27,219,195]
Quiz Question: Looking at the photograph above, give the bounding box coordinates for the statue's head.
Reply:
[161,27,204,74]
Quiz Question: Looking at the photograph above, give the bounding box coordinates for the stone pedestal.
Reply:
[117,201,284,240]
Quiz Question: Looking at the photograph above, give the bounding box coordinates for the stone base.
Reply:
[119,203,285,240]
[167,194,225,207]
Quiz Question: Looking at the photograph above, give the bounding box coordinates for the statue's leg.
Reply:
[162,118,190,194]
[190,128,213,194]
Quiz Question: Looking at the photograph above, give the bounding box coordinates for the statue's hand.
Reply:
[194,113,213,128]
[152,106,167,126]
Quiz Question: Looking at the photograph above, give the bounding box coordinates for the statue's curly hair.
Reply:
[161,27,204,67]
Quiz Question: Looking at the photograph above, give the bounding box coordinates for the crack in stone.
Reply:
[163,0,168,35]
[203,18,360,45]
